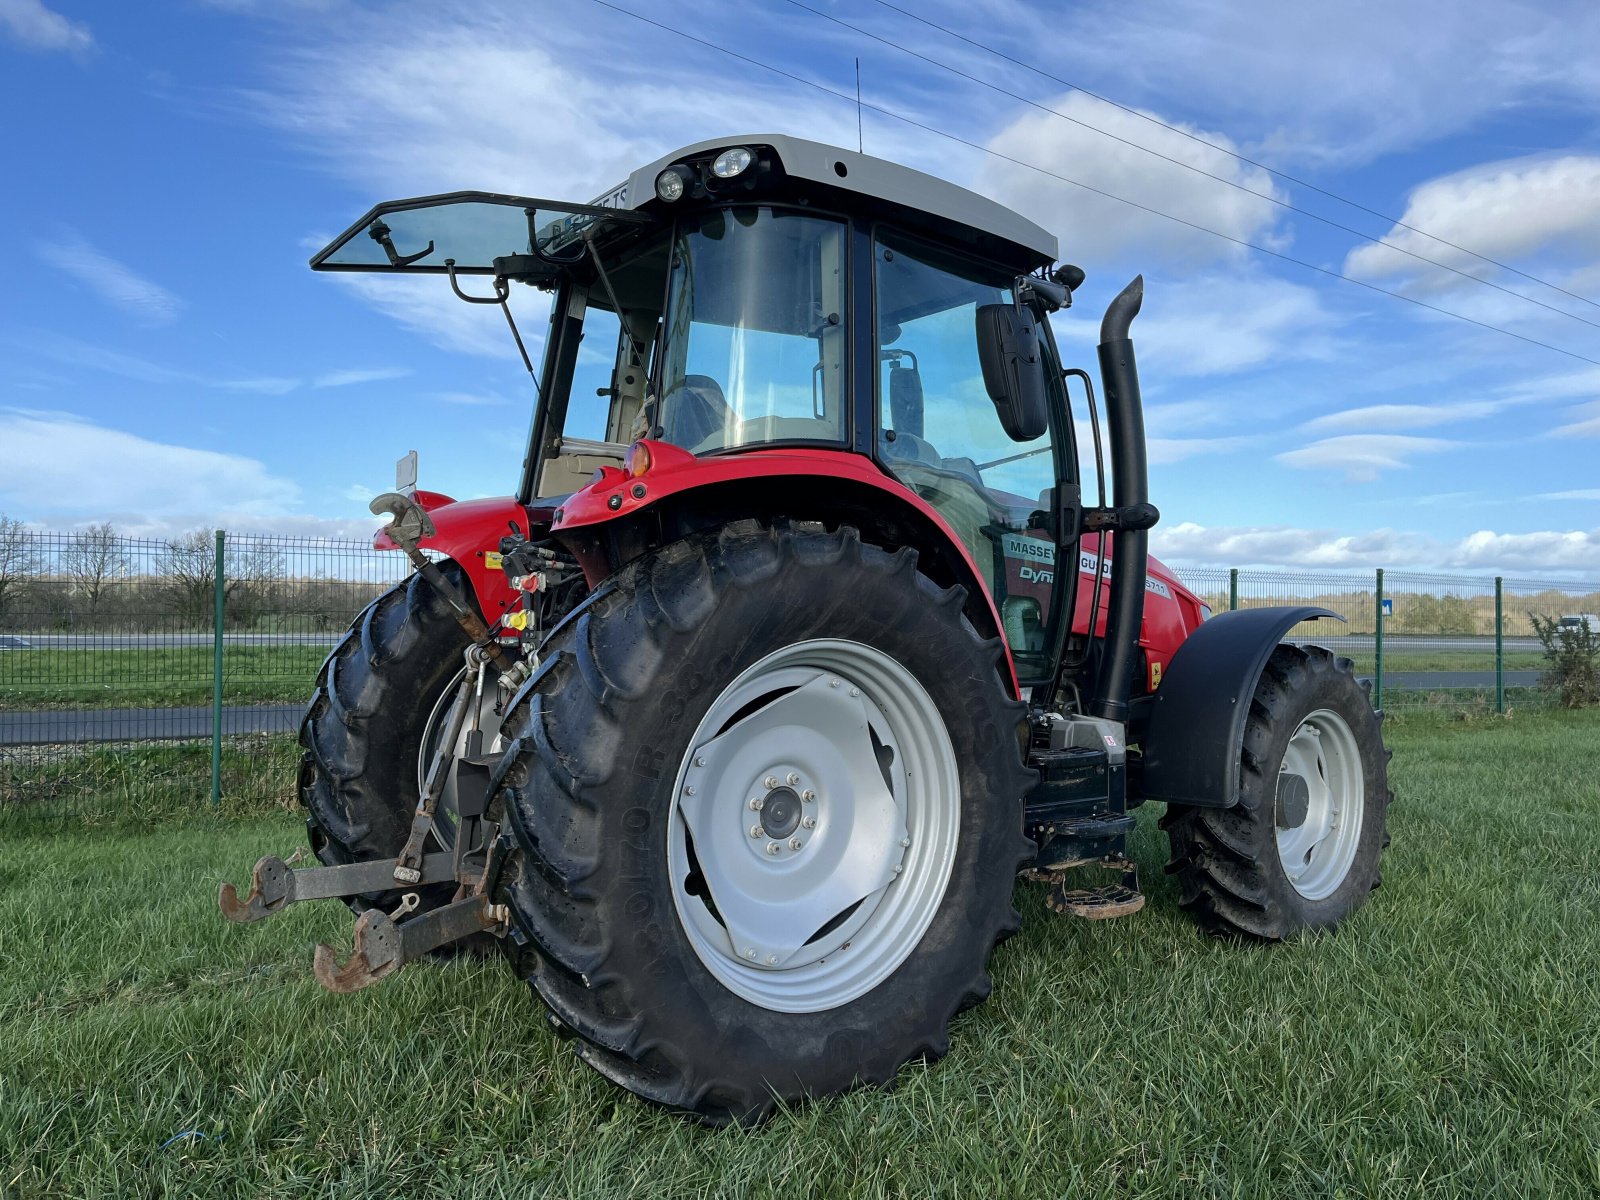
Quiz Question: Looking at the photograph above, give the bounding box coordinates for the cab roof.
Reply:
[612,134,1058,272]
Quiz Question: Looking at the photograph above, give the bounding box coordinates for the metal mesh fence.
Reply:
[3,522,1597,820]
[1,530,408,819]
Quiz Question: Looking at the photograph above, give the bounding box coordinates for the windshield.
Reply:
[645,208,849,453]
[311,192,653,276]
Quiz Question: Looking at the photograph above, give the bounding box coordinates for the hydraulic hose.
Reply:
[1088,276,1151,723]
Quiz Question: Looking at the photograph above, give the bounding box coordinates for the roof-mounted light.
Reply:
[711,146,755,179]
[655,165,694,202]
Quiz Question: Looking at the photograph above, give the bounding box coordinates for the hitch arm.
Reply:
[313,894,507,993]
[218,852,455,923]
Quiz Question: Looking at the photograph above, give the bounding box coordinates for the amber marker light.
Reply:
[624,441,654,478]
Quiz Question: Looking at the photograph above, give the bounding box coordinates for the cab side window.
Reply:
[874,233,1058,673]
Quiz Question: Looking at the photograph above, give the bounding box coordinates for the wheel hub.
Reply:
[758,784,803,840]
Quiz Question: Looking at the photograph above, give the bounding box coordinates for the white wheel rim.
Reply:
[1275,707,1364,901]
[667,638,961,1013]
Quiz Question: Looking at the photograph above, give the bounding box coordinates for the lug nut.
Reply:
[695,755,705,767]
[788,838,803,851]
[767,955,778,965]
[892,864,903,875]
[749,797,763,811]
[802,815,817,829]
[849,687,860,697]
[786,772,800,786]
[900,836,911,848]
[765,842,781,855]
[802,789,815,802]
[763,775,779,790]
[744,948,756,959]
[684,786,695,796]
[829,679,840,688]
[750,825,763,838]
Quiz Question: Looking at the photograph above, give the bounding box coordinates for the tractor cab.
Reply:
[312,137,1109,688]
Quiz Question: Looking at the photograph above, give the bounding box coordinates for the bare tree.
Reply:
[158,529,287,630]
[63,522,128,617]
[0,513,40,625]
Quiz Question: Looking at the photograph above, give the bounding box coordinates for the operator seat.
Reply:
[657,374,733,449]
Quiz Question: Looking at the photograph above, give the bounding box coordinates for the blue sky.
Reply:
[2,0,1598,574]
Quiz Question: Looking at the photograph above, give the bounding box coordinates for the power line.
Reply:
[786,0,1600,335]
[868,0,1600,314]
[584,0,1600,369]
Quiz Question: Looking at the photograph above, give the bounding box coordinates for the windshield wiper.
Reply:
[367,219,435,267]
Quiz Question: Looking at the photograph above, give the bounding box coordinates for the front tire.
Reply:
[490,522,1035,1123]
[299,563,479,917]
[1161,644,1392,939]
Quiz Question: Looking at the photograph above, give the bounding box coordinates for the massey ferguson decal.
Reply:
[1001,535,1172,600]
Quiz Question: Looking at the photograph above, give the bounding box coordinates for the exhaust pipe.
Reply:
[1088,276,1155,723]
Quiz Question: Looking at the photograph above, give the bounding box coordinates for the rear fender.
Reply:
[1139,606,1343,808]
[552,442,1020,695]
[373,494,526,623]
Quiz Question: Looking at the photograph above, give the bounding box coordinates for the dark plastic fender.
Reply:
[1139,606,1343,808]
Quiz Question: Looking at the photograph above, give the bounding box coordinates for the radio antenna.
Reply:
[855,57,864,153]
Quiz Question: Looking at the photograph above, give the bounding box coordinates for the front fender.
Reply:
[373,494,525,623]
[1140,606,1343,808]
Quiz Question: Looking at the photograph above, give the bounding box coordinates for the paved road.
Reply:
[0,704,301,746]
[1383,670,1541,690]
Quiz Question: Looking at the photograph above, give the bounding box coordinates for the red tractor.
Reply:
[221,135,1391,1123]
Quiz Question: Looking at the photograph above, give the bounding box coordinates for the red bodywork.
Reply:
[373,493,525,623]
[373,440,1205,698]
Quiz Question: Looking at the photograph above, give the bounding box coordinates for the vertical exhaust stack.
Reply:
[1089,276,1154,723]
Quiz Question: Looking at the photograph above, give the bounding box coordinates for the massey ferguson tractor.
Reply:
[220,135,1392,1123]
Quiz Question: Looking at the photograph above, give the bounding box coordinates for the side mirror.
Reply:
[975,303,1048,441]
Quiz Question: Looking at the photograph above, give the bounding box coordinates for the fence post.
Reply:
[1494,575,1505,715]
[211,529,225,806]
[1228,568,1239,611]
[1373,568,1384,710]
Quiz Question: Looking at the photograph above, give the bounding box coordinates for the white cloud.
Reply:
[1344,156,1600,311]
[1148,436,1251,465]
[1301,402,1503,435]
[1276,434,1457,482]
[1538,489,1600,501]
[14,330,301,394]
[1012,0,1600,168]
[324,273,547,360]
[1154,519,1600,573]
[0,410,299,522]
[35,232,182,323]
[1127,273,1337,375]
[1551,401,1600,438]
[980,93,1286,266]
[0,0,91,54]
[437,391,514,406]
[312,366,412,388]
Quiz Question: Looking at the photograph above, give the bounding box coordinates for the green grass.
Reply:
[3,710,1598,1198]
[1345,650,1545,674]
[0,646,330,709]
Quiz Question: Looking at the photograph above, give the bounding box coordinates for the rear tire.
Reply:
[1161,644,1392,939]
[489,522,1036,1123]
[299,563,474,917]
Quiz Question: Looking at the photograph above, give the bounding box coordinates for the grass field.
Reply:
[0,647,330,709]
[4,708,1596,1198]
[0,645,1548,712]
